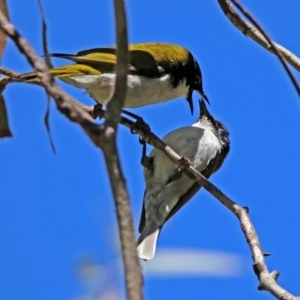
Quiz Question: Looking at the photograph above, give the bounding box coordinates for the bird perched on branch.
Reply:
[137,100,230,261]
[13,43,208,114]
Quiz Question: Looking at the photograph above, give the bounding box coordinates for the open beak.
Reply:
[187,94,194,115]
[199,99,211,118]
[196,89,209,105]
[187,85,209,115]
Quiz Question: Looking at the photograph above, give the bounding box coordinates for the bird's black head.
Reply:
[186,57,209,115]
[193,59,209,102]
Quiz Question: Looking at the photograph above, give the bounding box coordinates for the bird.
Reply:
[137,100,230,260]
[13,43,208,114]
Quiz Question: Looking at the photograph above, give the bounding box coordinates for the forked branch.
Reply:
[218,0,300,98]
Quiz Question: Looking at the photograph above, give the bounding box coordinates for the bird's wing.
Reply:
[164,182,202,223]
[19,63,102,81]
[49,46,164,77]
[87,46,163,76]
[50,43,190,78]
[138,191,147,234]
[164,145,226,224]
[18,43,190,82]
[129,43,190,72]
[48,49,117,74]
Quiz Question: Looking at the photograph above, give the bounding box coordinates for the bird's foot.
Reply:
[177,157,191,172]
[121,110,151,134]
[131,118,151,135]
[93,103,104,119]
[139,137,153,169]
[121,110,152,168]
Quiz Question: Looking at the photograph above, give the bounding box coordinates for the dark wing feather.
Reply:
[164,149,227,224]
[164,182,202,224]
[79,47,163,77]
[138,191,147,233]
[48,48,115,74]
[129,50,163,77]
[49,46,165,78]
[76,47,116,56]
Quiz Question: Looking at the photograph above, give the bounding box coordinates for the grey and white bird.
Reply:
[137,100,230,260]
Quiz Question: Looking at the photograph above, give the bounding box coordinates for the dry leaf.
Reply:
[0,94,12,137]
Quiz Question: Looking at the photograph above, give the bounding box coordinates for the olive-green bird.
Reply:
[17,43,208,113]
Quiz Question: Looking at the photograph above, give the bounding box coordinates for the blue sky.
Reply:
[1,0,300,299]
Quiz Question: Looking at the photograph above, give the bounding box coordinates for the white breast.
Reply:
[61,74,189,108]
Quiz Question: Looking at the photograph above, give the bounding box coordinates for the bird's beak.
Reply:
[187,94,194,115]
[199,99,211,118]
[195,89,209,105]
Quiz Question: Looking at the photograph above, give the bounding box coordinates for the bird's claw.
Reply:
[139,136,145,145]
[177,157,191,172]
[130,117,151,135]
[93,103,104,119]
[140,137,153,169]
[121,109,151,134]
[120,110,152,167]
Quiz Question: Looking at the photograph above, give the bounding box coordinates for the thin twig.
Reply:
[218,0,300,71]
[218,0,300,97]
[36,0,56,154]
[231,0,300,97]
[100,0,143,299]
[0,66,20,77]
[36,0,53,69]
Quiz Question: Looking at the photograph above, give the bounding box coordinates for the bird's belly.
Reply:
[61,74,189,108]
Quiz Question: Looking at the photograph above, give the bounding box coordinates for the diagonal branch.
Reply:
[0,6,143,300]
[218,0,300,98]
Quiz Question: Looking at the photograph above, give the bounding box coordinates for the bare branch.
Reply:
[99,0,143,299]
[0,0,9,59]
[0,66,21,77]
[105,0,129,127]
[218,0,300,97]
[36,0,56,153]
[231,0,300,97]
[36,0,53,69]
[0,8,143,300]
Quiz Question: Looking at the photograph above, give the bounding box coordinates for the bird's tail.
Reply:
[7,64,101,83]
[137,224,160,261]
